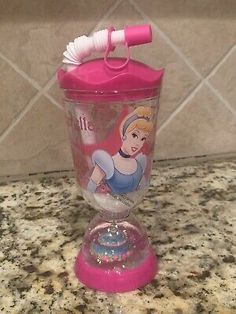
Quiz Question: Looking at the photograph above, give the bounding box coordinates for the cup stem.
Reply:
[99,209,130,222]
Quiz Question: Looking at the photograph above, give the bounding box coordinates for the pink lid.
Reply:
[58,58,164,102]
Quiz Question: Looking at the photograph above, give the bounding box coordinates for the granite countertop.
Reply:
[0,159,235,314]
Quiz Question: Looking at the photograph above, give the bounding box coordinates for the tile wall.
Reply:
[0,0,235,176]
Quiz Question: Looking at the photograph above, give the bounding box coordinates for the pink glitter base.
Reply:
[74,248,158,293]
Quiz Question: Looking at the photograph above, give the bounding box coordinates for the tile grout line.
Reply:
[156,80,204,136]
[192,45,236,117]
[205,80,236,116]
[44,91,63,110]
[0,91,43,143]
[0,70,64,144]
[129,0,236,120]
[0,49,63,110]
[0,0,123,143]
[90,0,123,32]
[201,44,236,116]
[0,50,42,91]
[42,73,64,110]
[156,45,236,137]
[206,44,236,80]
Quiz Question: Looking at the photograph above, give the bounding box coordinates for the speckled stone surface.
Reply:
[0,159,235,314]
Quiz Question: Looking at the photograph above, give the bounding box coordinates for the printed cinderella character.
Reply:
[87,107,153,194]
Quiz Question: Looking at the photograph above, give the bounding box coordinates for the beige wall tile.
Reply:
[134,0,236,76]
[155,86,236,159]
[209,49,236,110]
[0,96,72,176]
[0,0,114,86]
[48,0,200,127]
[0,141,72,176]
[0,59,37,134]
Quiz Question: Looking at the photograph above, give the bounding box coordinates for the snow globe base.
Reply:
[74,213,158,293]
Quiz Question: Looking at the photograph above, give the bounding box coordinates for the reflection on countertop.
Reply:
[0,159,235,314]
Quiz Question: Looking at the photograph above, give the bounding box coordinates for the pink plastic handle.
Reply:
[125,24,152,47]
[104,26,130,71]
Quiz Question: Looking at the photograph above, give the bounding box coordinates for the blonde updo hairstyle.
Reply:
[120,106,153,137]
